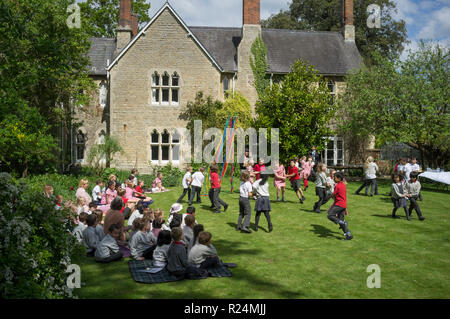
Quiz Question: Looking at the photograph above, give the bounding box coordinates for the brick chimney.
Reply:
[117,0,133,51]
[131,13,139,38]
[243,0,260,25]
[342,0,355,42]
[237,0,262,112]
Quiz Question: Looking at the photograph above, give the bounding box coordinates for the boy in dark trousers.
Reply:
[167,227,208,279]
[405,171,425,221]
[208,164,228,213]
[327,172,353,240]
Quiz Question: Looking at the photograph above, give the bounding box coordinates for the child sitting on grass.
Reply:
[188,231,220,269]
[182,214,196,254]
[182,206,197,228]
[129,217,157,260]
[83,214,99,257]
[152,230,172,270]
[193,224,204,246]
[152,172,166,192]
[152,209,165,238]
[167,227,208,279]
[76,197,89,215]
[95,224,124,263]
[72,212,88,242]
[94,209,105,241]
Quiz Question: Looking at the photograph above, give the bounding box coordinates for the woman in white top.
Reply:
[253,172,273,232]
[355,156,379,196]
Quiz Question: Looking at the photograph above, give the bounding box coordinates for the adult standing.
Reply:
[76,179,92,205]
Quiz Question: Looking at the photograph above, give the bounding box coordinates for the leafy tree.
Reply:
[255,59,336,163]
[261,0,408,64]
[250,35,270,100]
[218,92,253,130]
[338,41,449,168]
[79,0,151,37]
[0,0,95,174]
[87,135,124,174]
[0,173,82,298]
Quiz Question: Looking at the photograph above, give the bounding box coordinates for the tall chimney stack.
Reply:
[131,13,139,38]
[117,0,133,51]
[342,0,355,42]
[243,0,260,25]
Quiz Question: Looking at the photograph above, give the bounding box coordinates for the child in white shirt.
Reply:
[189,167,205,205]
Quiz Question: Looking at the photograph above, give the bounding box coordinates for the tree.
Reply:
[250,35,270,100]
[87,135,124,174]
[261,0,408,65]
[0,0,95,174]
[79,0,151,38]
[255,59,336,163]
[338,41,449,168]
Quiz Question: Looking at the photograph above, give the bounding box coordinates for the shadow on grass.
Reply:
[372,214,409,220]
[310,224,343,240]
[75,240,303,299]
[226,222,268,233]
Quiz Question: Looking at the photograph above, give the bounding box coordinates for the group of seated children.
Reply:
[71,198,235,276]
[390,171,425,221]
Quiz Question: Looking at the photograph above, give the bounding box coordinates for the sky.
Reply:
[146,0,449,57]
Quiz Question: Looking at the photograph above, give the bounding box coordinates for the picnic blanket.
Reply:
[128,260,232,284]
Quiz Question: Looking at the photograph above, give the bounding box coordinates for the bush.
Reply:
[0,172,82,298]
[150,163,183,187]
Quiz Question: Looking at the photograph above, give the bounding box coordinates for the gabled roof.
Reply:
[106,2,223,72]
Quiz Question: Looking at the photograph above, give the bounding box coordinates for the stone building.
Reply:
[73,0,362,173]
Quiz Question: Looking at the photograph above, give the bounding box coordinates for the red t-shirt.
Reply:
[288,166,300,181]
[135,185,143,194]
[333,182,347,208]
[254,164,265,180]
[120,196,129,213]
[210,171,220,189]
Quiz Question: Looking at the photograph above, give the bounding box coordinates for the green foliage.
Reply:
[149,163,183,187]
[0,0,95,174]
[0,107,58,177]
[250,35,270,99]
[255,59,336,163]
[0,173,82,298]
[79,0,151,37]
[339,41,449,168]
[261,0,408,64]
[180,91,253,131]
[87,135,124,174]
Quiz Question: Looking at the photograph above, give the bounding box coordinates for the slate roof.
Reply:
[87,37,116,76]
[88,28,362,76]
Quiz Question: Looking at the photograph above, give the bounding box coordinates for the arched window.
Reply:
[150,129,181,164]
[151,71,180,106]
[99,81,107,107]
[223,77,229,99]
[327,80,336,105]
[76,130,86,162]
[150,130,159,162]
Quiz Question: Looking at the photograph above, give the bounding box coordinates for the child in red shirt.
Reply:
[285,159,305,204]
[327,172,353,240]
[208,164,228,213]
[253,159,266,181]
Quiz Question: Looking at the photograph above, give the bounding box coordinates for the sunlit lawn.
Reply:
[74,179,450,299]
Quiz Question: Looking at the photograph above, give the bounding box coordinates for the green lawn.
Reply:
[74,180,450,299]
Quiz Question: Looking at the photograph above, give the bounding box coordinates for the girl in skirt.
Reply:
[391,174,409,220]
[253,172,273,232]
[273,160,287,202]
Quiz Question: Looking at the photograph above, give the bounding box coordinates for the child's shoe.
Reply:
[419,215,425,221]
[344,232,353,240]
[241,227,252,233]
[268,224,273,232]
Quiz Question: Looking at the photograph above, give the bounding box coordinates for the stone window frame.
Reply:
[99,80,107,108]
[327,79,336,105]
[151,71,180,107]
[75,129,86,163]
[322,136,344,167]
[150,129,181,165]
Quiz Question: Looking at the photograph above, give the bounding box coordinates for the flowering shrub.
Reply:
[0,173,83,298]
